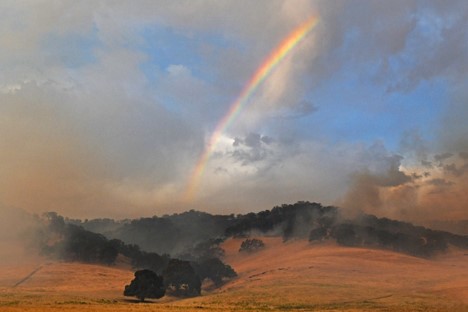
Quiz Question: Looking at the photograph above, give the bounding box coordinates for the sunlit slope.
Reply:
[205,237,468,310]
[0,260,134,297]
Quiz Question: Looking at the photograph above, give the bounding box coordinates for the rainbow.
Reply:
[183,15,319,201]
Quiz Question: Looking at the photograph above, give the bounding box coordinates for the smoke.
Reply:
[0,83,110,217]
[338,76,468,225]
[340,147,468,224]
[0,206,41,266]
[0,77,199,218]
[333,0,468,225]
[338,143,414,219]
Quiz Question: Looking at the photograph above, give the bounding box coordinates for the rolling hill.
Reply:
[1,237,467,311]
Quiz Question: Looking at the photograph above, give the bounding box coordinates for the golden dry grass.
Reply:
[0,238,467,311]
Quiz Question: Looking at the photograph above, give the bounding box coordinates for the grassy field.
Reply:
[0,238,467,311]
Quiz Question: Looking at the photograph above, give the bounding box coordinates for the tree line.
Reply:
[35,212,236,297]
[34,201,468,301]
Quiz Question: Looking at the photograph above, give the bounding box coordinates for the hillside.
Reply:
[1,238,467,311]
[2,202,467,311]
[0,261,133,297]
[68,202,468,259]
[216,237,468,310]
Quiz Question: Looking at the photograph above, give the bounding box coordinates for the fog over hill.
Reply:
[64,201,467,258]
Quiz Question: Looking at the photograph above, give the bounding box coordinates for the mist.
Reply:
[0,206,39,266]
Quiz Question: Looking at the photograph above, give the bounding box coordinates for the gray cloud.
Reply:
[460,152,468,160]
[339,142,413,214]
[231,133,274,165]
[427,178,454,187]
[312,0,468,92]
[434,152,454,163]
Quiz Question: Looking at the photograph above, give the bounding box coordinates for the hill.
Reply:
[69,201,468,258]
[215,237,468,310]
[2,201,467,310]
[0,238,467,311]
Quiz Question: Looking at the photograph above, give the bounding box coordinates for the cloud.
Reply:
[400,130,431,165]
[444,163,468,177]
[434,152,454,163]
[0,49,201,218]
[427,178,454,187]
[230,133,274,165]
[340,149,468,223]
[312,0,468,92]
[339,142,412,212]
[0,0,467,223]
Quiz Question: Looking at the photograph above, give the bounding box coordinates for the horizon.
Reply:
[1,1,467,223]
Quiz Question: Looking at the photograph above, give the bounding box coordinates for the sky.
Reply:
[0,0,467,223]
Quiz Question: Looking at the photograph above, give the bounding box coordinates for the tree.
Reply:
[162,259,201,297]
[178,238,226,262]
[309,227,328,242]
[193,258,237,286]
[333,223,364,246]
[239,238,265,253]
[132,251,170,274]
[63,225,119,264]
[124,269,165,302]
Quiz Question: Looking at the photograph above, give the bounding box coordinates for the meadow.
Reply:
[0,238,467,311]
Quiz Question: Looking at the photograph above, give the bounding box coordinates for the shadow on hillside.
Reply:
[121,298,158,304]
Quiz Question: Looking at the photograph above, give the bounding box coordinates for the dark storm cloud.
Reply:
[231,133,274,165]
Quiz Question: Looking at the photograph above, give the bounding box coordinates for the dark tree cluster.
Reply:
[238,238,265,253]
[120,248,236,299]
[38,212,237,299]
[225,201,338,240]
[125,257,236,301]
[38,212,120,265]
[62,224,119,264]
[176,238,237,289]
[62,201,468,261]
[38,213,172,270]
[162,259,201,297]
[74,210,236,256]
[131,250,171,274]
[221,201,468,258]
[124,269,165,302]
[117,217,181,255]
[177,238,226,262]
[192,258,237,287]
[308,227,329,242]
[310,219,455,257]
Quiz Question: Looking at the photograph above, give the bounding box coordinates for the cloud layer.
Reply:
[0,1,467,223]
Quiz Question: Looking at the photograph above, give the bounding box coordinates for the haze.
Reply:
[1,0,467,223]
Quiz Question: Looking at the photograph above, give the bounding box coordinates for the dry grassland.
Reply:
[0,237,467,311]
